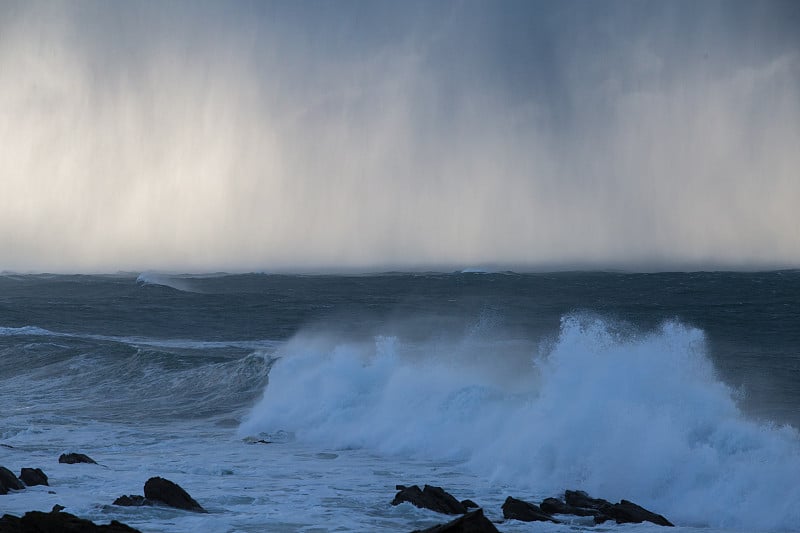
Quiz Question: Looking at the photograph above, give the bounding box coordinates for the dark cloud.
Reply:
[1,1,798,272]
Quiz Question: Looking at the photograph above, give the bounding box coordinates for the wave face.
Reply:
[240,314,800,530]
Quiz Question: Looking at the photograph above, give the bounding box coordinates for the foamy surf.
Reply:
[240,315,800,531]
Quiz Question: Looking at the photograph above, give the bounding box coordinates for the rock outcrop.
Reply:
[0,509,140,532]
[540,496,599,517]
[392,485,468,515]
[58,453,97,465]
[19,468,48,487]
[411,509,500,533]
[143,477,207,513]
[0,467,25,495]
[598,499,674,527]
[501,496,558,523]
[113,495,151,507]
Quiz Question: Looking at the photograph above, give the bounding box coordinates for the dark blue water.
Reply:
[2,271,798,426]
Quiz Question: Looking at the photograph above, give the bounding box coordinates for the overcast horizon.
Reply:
[2,0,799,273]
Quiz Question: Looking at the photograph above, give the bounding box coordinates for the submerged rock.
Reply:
[392,485,468,515]
[599,499,674,527]
[0,508,140,532]
[501,496,558,523]
[113,495,151,507]
[0,467,25,494]
[143,477,207,513]
[411,509,500,533]
[19,468,48,487]
[58,453,97,465]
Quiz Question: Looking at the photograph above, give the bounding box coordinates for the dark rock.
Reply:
[0,467,25,494]
[0,514,22,532]
[540,497,599,517]
[51,505,65,513]
[411,509,501,533]
[392,485,468,515]
[143,477,207,513]
[113,495,151,507]
[600,500,674,527]
[501,496,558,523]
[58,453,97,465]
[19,468,48,487]
[0,509,141,532]
[564,490,610,510]
[460,499,479,509]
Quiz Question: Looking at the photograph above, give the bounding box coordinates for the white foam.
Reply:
[240,315,800,530]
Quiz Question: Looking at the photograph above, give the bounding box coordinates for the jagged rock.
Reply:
[0,509,141,532]
[540,497,599,517]
[143,477,207,513]
[0,467,25,494]
[460,499,479,509]
[600,499,674,527]
[58,453,97,465]
[411,509,500,532]
[392,485,468,515]
[564,490,610,510]
[501,496,558,523]
[19,468,48,487]
[113,495,151,507]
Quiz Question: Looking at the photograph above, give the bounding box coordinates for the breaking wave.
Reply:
[240,314,800,530]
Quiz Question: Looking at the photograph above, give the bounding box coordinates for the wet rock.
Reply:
[0,509,141,532]
[0,467,25,494]
[0,514,22,530]
[411,508,500,533]
[19,468,48,487]
[501,496,558,523]
[460,499,479,509]
[58,453,97,465]
[540,497,599,517]
[113,495,151,507]
[143,477,207,513]
[392,485,468,515]
[563,490,610,510]
[600,499,674,527]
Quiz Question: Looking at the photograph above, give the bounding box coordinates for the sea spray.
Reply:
[240,314,800,530]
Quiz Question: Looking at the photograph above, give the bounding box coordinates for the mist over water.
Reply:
[1,1,799,272]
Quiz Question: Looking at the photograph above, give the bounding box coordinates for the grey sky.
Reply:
[1,1,798,272]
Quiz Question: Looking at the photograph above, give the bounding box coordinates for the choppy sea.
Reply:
[1,271,799,532]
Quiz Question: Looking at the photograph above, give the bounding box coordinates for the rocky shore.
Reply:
[2,450,675,532]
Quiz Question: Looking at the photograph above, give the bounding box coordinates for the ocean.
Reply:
[1,271,799,532]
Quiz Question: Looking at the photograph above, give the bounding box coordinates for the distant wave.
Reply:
[135,272,199,292]
[239,315,800,531]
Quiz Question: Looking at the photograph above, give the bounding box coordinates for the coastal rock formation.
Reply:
[540,496,599,517]
[19,468,48,487]
[143,477,207,513]
[392,485,468,515]
[113,495,151,507]
[598,499,674,527]
[460,499,479,509]
[0,508,141,532]
[501,496,558,523]
[58,453,97,465]
[557,490,673,527]
[411,509,500,533]
[0,467,25,494]
[564,490,610,510]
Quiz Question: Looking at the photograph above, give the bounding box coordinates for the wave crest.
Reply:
[239,315,800,530]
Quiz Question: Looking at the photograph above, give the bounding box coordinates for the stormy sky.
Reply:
[1,0,798,272]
